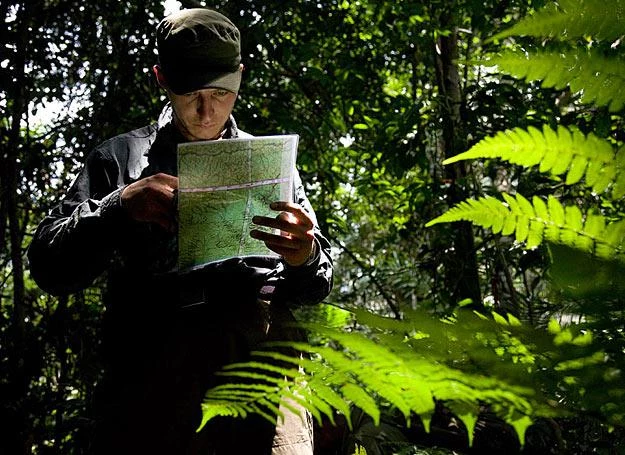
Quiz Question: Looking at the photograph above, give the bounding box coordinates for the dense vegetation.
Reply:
[2,0,625,453]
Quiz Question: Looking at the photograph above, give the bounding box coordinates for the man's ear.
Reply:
[153,65,168,89]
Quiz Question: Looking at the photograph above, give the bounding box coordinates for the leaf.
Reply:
[515,215,530,243]
[564,205,583,232]
[447,402,480,447]
[533,196,549,221]
[485,49,625,112]
[425,196,509,228]
[527,220,544,249]
[428,192,625,262]
[489,0,625,42]
[584,212,606,238]
[443,124,620,197]
[547,196,565,226]
[509,414,533,447]
[547,318,561,334]
[492,311,509,326]
[565,154,588,184]
[340,383,380,425]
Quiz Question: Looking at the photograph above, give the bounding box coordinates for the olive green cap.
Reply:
[156,8,241,95]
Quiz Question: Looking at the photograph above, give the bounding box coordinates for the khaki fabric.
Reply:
[272,399,314,455]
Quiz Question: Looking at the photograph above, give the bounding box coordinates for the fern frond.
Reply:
[447,402,480,447]
[425,196,510,233]
[291,327,537,421]
[426,193,625,260]
[251,351,353,424]
[200,301,614,445]
[490,0,625,42]
[484,49,625,112]
[444,125,622,198]
[200,356,345,431]
[613,146,625,199]
[200,314,540,436]
[221,353,350,427]
[303,328,435,418]
[198,382,280,431]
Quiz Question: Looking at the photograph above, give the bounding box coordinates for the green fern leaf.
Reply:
[199,379,287,431]
[198,402,249,429]
[539,126,562,173]
[533,196,549,221]
[516,193,535,217]
[549,128,574,175]
[425,196,508,229]
[568,206,593,251]
[447,402,480,447]
[502,211,517,236]
[207,354,351,429]
[199,307,550,442]
[249,402,283,426]
[427,194,625,260]
[565,205,584,232]
[310,340,415,418]
[490,0,625,42]
[527,220,545,249]
[444,125,620,198]
[304,382,348,426]
[613,146,625,198]
[313,328,435,418]
[601,220,625,259]
[590,163,617,194]
[547,196,565,226]
[583,211,606,238]
[444,125,542,167]
[505,194,529,243]
[341,383,381,425]
[530,197,550,248]
[277,388,322,424]
[252,351,352,425]
[564,154,587,184]
[516,216,530,243]
[484,49,625,112]
[510,414,534,447]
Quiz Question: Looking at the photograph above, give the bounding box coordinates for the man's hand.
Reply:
[121,173,179,232]
[250,201,316,267]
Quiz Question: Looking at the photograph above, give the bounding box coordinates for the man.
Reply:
[27,7,333,455]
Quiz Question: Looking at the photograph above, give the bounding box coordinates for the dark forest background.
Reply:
[2,0,625,453]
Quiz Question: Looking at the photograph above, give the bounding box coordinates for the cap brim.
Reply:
[166,68,241,95]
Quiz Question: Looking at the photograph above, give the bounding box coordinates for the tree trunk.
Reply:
[434,7,482,308]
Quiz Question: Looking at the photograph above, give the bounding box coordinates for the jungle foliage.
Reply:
[2,0,625,454]
[200,1,625,453]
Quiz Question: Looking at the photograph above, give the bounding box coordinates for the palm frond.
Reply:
[444,125,623,198]
[484,49,625,112]
[490,0,625,42]
[426,193,625,260]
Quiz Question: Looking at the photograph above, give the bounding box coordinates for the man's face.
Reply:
[168,88,237,141]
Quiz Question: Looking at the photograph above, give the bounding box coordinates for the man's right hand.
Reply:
[120,173,179,232]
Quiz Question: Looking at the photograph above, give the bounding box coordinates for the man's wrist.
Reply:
[287,239,319,269]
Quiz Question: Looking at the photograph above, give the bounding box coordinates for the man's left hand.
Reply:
[250,201,316,267]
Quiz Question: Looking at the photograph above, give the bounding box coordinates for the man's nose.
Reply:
[196,94,214,120]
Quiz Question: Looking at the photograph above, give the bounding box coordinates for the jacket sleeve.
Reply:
[275,171,334,306]
[27,147,126,296]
